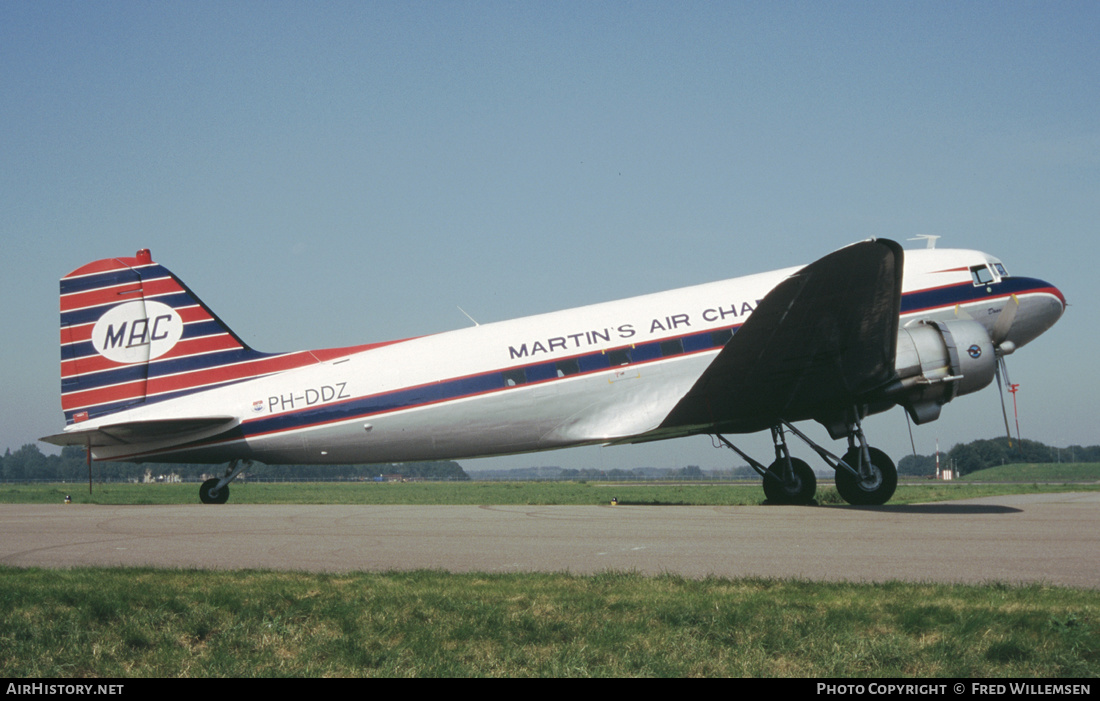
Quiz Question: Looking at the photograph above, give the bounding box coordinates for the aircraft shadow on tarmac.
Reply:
[630,501,1025,514]
[830,503,1023,515]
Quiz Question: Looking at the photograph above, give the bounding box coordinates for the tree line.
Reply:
[897,438,1100,477]
[0,445,469,482]
[2,437,1097,483]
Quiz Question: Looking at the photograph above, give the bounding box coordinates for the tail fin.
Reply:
[58,249,270,424]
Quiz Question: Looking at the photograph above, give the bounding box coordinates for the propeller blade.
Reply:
[995,358,1013,448]
[992,294,1020,346]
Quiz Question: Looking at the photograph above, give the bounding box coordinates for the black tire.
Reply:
[762,458,817,505]
[835,447,897,505]
[199,478,229,504]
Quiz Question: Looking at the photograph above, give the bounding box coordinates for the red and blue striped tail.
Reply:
[58,249,278,425]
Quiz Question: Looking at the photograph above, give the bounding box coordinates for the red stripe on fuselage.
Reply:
[143,351,320,396]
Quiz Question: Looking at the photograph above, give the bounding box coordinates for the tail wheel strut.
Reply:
[199,458,252,505]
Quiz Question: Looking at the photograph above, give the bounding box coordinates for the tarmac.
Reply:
[2,492,1097,588]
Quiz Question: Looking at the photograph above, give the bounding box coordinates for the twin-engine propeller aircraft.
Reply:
[42,239,1064,505]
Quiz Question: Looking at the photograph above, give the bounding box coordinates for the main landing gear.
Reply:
[834,446,897,506]
[199,458,253,504]
[716,415,898,506]
[715,427,816,505]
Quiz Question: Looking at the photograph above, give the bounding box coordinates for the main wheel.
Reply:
[834,447,897,505]
[199,478,230,504]
[762,458,817,505]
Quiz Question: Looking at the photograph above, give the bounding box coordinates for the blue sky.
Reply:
[3,1,1096,472]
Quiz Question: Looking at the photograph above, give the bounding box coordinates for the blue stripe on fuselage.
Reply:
[900,277,1052,316]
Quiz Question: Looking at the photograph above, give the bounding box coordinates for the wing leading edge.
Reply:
[657,238,904,436]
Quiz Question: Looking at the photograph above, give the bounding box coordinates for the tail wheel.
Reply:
[835,448,897,505]
[199,478,229,505]
[762,458,817,505]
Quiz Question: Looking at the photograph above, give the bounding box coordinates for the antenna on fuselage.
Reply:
[908,235,941,249]
[457,306,480,326]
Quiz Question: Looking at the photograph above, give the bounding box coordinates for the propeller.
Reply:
[958,295,1023,450]
[994,355,1022,448]
[992,296,1023,449]
[954,294,1019,350]
[991,294,1019,353]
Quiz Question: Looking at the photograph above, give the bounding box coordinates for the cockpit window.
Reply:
[970,265,996,286]
[994,263,1009,278]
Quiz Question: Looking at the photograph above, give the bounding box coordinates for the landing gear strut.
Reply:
[763,457,816,505]
[199,458,253,504]
[835,447,897,506]
[762,425,817,505]
[782,416,897,506]
[716,428,817,505]
[715,414,898,506]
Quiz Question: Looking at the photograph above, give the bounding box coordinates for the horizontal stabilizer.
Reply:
[40,417,239,448]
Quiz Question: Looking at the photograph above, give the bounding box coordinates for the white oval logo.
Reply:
[91,300,184,364]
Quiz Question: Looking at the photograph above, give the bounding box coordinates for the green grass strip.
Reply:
[1,567,1096,677]
[3,480,1099,506]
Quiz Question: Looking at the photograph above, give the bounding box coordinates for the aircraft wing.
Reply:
[40,417,239,449]
[657,238,904,435]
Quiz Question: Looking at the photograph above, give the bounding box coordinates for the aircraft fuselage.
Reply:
[71,246,1063,466]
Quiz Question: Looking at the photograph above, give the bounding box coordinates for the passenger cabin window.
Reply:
[555,359,580,377]
[660,339,684,357]
[606,348,631,366]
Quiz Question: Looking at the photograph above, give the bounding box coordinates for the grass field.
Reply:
[961,462,1100,483]
[2,471,1098,506]
[2,567,1097,677]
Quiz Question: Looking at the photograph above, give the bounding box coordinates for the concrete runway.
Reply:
[2,492,1097,588]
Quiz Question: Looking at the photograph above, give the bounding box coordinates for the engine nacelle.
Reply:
[891,319,997,424]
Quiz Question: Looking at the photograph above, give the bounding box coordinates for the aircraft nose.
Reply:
[1035,278,1066,323]
[1002,278,1065,352]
